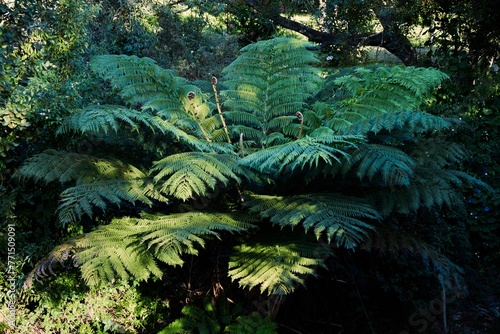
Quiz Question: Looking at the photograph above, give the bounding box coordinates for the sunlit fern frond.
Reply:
[228,234,330,295]
[151,152,246,201]
[15,149,166,225]
[140,212,255,265]
[15,149,152,185]
[91,54,186,106]
[75,218,162,285]
[91,55,219,144]
[245,193,380,247]
[221,38,321,143]
[27,212,254,287]
[331,66,448,114]
[239,134,362,175]
[56,105,164,135]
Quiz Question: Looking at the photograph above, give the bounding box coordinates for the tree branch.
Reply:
[242,0,418,65]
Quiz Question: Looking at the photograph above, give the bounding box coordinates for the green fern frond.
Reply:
[221,38,321,142]
[343,110,451,136]
[409,139,466,166]
[240,135,362,174]
[91,55,219,143]
[228,235,329,295]
[15,149,151,184]
[77,212,253,285]
[353,144,415,187]
[321,65,448,121]
[15,149,96,184]
[91,55,185,106]
[75,218,162,285]
[28,212,254,286]
[140,212,255,265]
[57,178,165,226]
[159,298,221,334]
[16,149,166,225]
[56,105,163,135]
[152,152,245,201]
[225,313,278,334]
[246,193,379,246]
[368,163,486,215]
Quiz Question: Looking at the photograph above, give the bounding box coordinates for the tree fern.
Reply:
[18,37,487,326]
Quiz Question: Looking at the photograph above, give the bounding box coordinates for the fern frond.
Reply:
[23,241,78,289]
[353,144,415,187]
[221,38,321,142]
[140,212,255,265]
[79,212,253,285]
[343,110,451,136]
[228,234,329,295]
[91,55,185,106]
[15,149,96,184]
[159,298,221,334]
[225,313,278,334]
[16,149,167,225]
[409,139,467,167]
[75,218,161,285]
[240,135,362,174]
[151,152,245,201]
[369,163,488,215]
[320,66,448,123]
[56,105,163,135]
[246,193,380,247]
[28,212,254,287]
[57,178,165,226]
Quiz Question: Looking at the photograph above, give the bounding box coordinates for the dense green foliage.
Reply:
[1,1,499,333]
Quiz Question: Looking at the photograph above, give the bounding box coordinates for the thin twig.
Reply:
[211,76,232,143]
